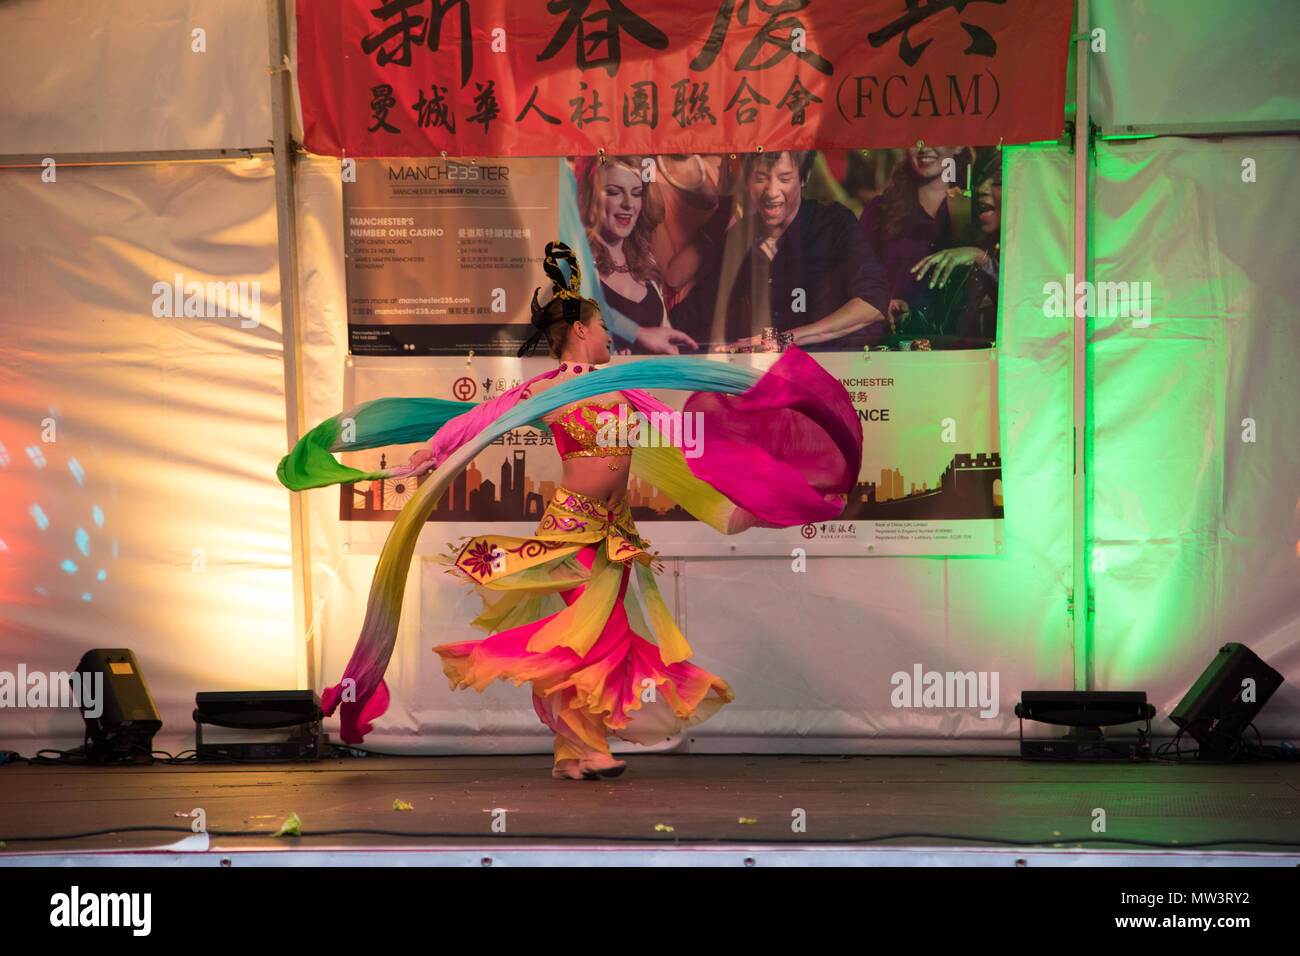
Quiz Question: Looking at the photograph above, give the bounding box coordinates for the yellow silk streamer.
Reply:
[633,558,694,664]
[628,420,744,535]
[525,544,623,655]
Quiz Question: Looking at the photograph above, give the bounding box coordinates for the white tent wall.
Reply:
[0,0,296,752]
[1089,136,1300,736]
[0,0,273,155]
[0,157,295,751]
[0,1,1296,754]
[1089,0,1300,132]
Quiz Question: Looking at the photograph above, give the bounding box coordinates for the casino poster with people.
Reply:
[338,147,1006,557]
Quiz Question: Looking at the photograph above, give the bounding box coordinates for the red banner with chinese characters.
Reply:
[296,0,1073,157]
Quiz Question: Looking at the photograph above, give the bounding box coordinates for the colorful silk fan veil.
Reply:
[278,347,863,743]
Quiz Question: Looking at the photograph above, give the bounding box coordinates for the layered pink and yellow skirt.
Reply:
[432,485,733,762]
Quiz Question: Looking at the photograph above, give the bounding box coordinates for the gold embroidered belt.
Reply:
[449,485,656,585]
[443,485,690,663]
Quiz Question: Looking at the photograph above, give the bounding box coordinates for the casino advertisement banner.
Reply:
[297,0,1072,157]
[339,348,1004,557]
[345,155,560,355]
[346,146,1005,357]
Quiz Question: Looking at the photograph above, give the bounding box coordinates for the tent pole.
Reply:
[1071,0,1093,691]
[266,0,315,693]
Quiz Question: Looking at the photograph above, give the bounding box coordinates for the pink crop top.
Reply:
[545,400,638,461]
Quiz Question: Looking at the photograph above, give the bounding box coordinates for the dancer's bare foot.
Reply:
[551,758,599,780]
[579,753,627,778]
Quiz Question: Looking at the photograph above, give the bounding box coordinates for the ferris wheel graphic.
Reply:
[381,477,416,510]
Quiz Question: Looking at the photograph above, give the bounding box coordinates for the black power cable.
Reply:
[1,824,1298,850]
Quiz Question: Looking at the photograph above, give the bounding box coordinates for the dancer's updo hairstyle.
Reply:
[518,241,602,359]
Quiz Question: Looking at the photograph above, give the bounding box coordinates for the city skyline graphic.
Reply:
[339,436,1005,523]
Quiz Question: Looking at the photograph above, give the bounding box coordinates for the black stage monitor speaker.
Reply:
[194,690,326,762]
[1016,691,1154,726]
[75,648,162,764]
[1171,642,1283,760]
[1015,691,1155,760]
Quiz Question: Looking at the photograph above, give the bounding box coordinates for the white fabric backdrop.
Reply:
[1089,0,1300,130]
[0,0,273,155]
[1,1,1296,755]
[293,146,1078,754]
[1090,136,1300,735]
[0,158,295,751]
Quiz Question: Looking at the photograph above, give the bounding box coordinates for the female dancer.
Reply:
[430,248,731,780]
[277,241,862,780]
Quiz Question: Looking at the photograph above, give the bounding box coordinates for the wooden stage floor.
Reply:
[3,753,1299,864]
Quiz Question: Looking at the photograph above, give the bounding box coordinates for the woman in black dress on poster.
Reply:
[577,155,698,355]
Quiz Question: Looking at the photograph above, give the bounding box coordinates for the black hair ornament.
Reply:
[517,241,598,357]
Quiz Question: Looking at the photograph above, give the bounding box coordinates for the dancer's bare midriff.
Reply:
[556,454,631,507]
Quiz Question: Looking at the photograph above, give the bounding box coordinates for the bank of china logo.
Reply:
[800,524,817,539]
